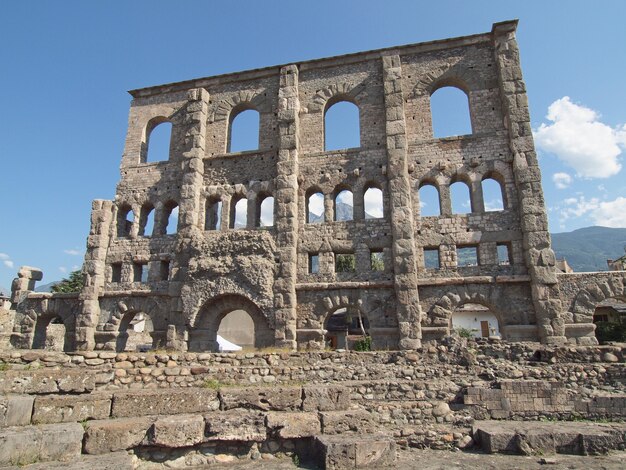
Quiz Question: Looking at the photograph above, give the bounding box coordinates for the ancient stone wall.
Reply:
[7,20,626,352]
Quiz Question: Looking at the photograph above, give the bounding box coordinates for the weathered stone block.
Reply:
[205,409,266,441]
[149,414,205,447]
[219,386,301,411]
[83,416,154,454]
[302,385,350,411]
[32,393,111,424]
[314,435,396,469]
[266,411,320,438]
[0,422,83,466]
[0,394,34,427]
[111,388,219,417]
[0,369,95,395]
[320,410,378,435]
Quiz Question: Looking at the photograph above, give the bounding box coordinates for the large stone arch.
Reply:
[306,82,367,114]
[96,296,168,351]
[11,297,78,352]
[209,90,271,123]
[569,276,626,324]
[188,294,274,352]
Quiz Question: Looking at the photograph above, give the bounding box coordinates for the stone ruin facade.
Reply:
[6,20,626,353]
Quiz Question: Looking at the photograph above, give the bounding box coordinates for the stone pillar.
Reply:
[272,64,300,350]
[171,88,210,350]
[382,55,422,350]
[10,266,43,304]
[76,200,114,350]
[492,21,567,344]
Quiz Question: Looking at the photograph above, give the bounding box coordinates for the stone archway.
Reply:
[570,276,625,324]
[31,312,75,352]
[98,297,167,351]
[188,294,274,352]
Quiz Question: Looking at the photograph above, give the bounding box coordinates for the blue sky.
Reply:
[1,0,625,289]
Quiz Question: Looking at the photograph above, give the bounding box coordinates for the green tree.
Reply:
[51,270,84,293]
[335,254,356,273]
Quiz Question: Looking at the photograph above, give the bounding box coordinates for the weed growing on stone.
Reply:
[0,362,9,372]
[203,379,222,390]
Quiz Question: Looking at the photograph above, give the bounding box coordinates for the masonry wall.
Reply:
[8,21,626,352]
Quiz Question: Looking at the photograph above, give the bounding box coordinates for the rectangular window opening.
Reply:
[335,253,356,273]
[309,253,319,274]
[424,248,440,269]
[370,250,384,272]
[111,263,122,283]
[159,260,170,281]
[133,262,147,283]
[497,243,512,265]
[457,246,479,267]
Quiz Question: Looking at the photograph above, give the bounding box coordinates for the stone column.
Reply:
[171,88,210,350]
[10,266,43,304]
[492,21,567,344]
[76,200,114,350]
[272,64,300,350]
[382,55,422,350]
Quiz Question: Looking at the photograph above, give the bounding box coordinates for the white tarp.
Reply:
[217,335,242,351]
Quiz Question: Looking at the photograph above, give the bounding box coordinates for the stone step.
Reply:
[0,451,134,470]
[0,422,83,467]
[472,420,626,455]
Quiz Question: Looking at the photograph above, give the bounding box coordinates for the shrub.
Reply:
[353,336,372,351]
[455,327,474,339]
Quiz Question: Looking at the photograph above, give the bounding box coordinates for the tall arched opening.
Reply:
[32,313,74,352]
[189,295,273,352]
[324,306,370,350]
[115,311,156,352]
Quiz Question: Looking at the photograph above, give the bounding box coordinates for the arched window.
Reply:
[138,204,154,237]
[363,186,384,219]
[205,198,222,231]
[117,205,134,238]
[334,190,353,221]
[228,109,260,153]
[145,121,172,162]
[450,181,472,214]
[230,196,248,229]
[306,191,324,224]
[258,196,274,227]
[418,184,441,217]
[482,177,505,211]
[430,86,471,138]
[164,202,179,235]
[325,101,360,151]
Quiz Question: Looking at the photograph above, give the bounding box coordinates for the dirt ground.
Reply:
[206,448,626,470]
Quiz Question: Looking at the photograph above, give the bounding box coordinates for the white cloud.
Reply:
[552,172,572,189]
[364,188,383,218]
[0,253,14,269]
[59,266,67,274]
[64,249,81,256]
[484,199,504,211]
[336,190,353,206]
[71,265,80,271]
[308,193,324,217]
[233,199,247,228]
[534,97,626,178]
[558,196,626,228]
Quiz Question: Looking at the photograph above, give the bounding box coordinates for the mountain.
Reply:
[308,203,374,223]
[551,226,626,273]
[35,282,59,293]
